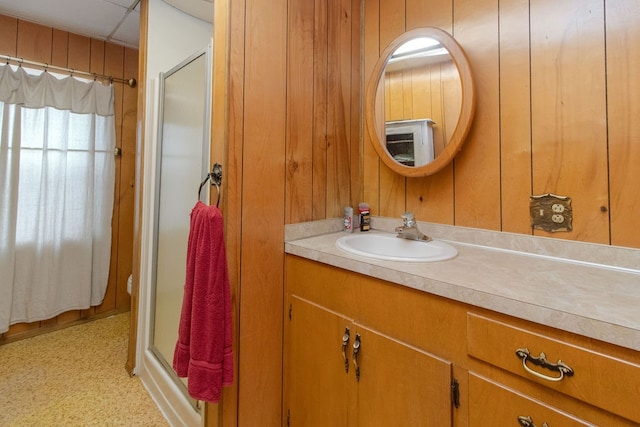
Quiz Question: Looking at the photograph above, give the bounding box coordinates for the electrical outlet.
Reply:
[530,194,573,232]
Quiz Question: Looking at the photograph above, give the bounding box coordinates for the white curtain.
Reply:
[0,65,116,333]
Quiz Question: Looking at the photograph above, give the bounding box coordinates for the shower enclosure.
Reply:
[148,45,212,423]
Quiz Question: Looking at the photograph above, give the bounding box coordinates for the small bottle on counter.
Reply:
[344,206,354,233]
[358,202,370,232]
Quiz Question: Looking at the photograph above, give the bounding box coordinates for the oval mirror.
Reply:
[365,27,475,177]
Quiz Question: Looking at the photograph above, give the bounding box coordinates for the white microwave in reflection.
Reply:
[385,119,435,167]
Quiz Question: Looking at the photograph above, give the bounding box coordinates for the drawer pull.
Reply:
[518,415,549,427]
[515,348,574,382]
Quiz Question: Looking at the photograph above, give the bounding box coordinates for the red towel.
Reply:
[173,201,234,403]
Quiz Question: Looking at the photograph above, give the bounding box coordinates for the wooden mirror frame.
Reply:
[365,27,476,177]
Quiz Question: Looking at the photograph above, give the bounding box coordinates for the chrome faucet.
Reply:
[395,212,431,241]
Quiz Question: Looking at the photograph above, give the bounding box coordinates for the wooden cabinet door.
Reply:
[355,323,454,427]
[287,296,353,426]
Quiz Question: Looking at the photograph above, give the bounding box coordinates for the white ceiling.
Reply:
[0,0,213,50]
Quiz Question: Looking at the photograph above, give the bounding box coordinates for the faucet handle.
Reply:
[401,211,415,226]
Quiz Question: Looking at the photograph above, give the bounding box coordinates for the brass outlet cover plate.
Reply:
[530,193,573,232]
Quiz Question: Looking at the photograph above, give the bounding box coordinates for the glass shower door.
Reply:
[150,47,211,409]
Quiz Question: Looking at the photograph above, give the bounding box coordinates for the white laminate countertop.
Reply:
[284,217,640,352]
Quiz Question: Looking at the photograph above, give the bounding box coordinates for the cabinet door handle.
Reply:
[352,333,361,382]
[341,327,350,373]
[515,348,574,382]
[518,415,549,427]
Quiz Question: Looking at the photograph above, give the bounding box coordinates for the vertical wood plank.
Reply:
[67,33,90,72]
[326,0,353,218]
[530,0,608,243]
[378,0,407,217]
[216,0,247,422]
[606,0,640,248]
[406,168,455,224]
[286,0,315,224]
[386,72,403,119]
[116,47,137,311]
[440,61,461,148]
[16,21,52,63]
[363,0,382,214]
[411,68,427,126]
[238,0,287,424]
[51,30,69,68]
[105,45,124,119]
[379,162,407,217]
[210,0,227,183]
[349,0,362,209]
[405,0,455,224]
[312,0,328,220]
[90,39,105,75]
[104,44,128,155]
[0,15,17,55]
[127,0,147,377]
[96,43,125,315]
[208,0,239,421]
[453,0,501,230]
[406,0,453,33]
[379,0,405,43]
[499,0,533,235]
[401,71,413,119]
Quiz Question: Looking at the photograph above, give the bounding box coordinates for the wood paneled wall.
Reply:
[285,0,361,223]
[216,0,360,424]
[211,0,639,424]
[0,16,138,342]
[364,0,640,249]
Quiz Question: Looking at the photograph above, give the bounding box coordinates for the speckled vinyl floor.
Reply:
[0,313,169,426]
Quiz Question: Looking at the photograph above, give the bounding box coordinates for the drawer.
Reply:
[469,373,593,426]
[467,313,640,423]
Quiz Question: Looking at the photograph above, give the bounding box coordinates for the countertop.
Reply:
[284,217,640,352]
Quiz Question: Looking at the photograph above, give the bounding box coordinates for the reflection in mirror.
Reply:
[385,119,435,166]
[384,37,461,167]
[365,27,475,177]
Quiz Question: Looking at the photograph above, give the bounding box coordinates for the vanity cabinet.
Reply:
[284,254,640,427]
[285,259,454,426]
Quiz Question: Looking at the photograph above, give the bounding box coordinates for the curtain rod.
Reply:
[0,54,137,88]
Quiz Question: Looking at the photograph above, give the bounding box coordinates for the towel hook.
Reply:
[198,163,223,207]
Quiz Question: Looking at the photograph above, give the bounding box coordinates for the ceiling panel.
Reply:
[163,0,212,23]
[0,0,214,49]
[0,0,140,48]
[111,4,140,47]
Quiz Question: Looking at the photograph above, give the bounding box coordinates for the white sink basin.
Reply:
[336,232,457,262]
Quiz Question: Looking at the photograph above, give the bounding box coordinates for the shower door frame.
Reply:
[149,45,212,417]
